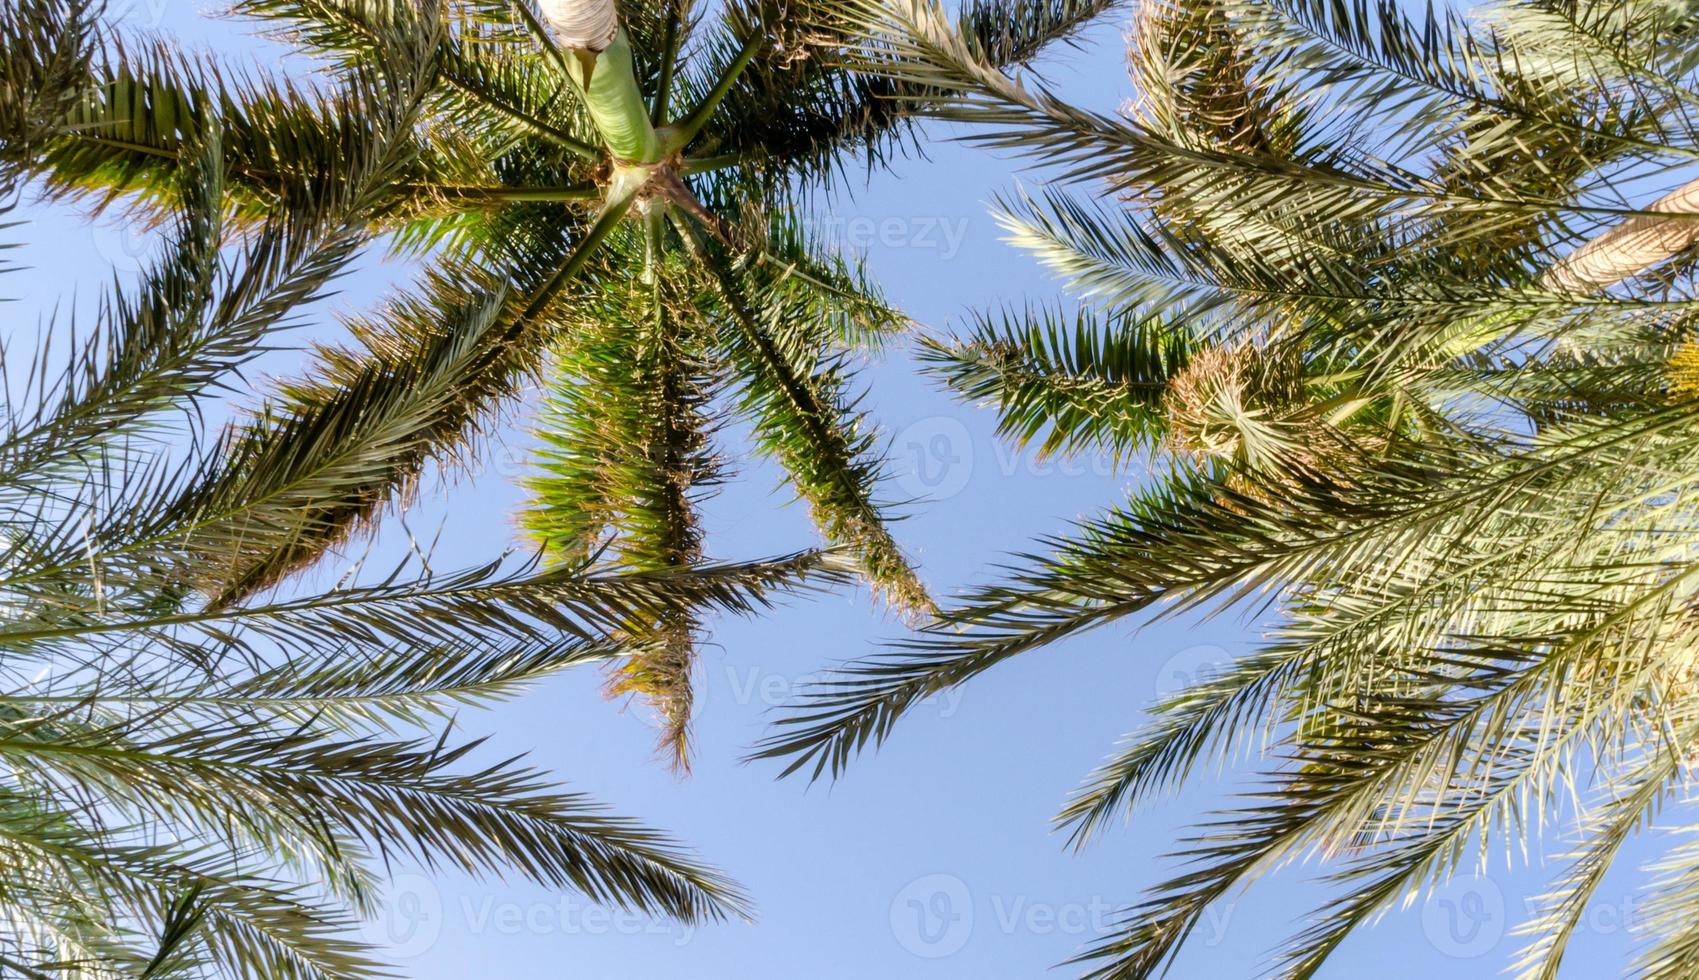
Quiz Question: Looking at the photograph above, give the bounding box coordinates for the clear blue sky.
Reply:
[7,3,1656,976]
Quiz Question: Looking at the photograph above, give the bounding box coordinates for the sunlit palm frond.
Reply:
[764,1,1699,971]
[0,6,886,971]
[920,303,1190,460]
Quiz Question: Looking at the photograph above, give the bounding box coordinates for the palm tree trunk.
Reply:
[540,0,663,163]
[1544,177,1699,293]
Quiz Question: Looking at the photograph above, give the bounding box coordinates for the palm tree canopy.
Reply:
[22,0,1120,766]
[0,2,858,973]
[758,0,1699,977]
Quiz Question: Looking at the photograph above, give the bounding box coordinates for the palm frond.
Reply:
[921,303,1191,460]
[680,212,934,619]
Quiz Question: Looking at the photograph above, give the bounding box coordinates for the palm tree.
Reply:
[758,0,1699,976]
[33,0,1117,767]
[0,3,856,974]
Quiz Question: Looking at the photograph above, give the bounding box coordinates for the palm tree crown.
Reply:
[0,2,865,973]
[760,0,1699,976]
[33,0,1116,766]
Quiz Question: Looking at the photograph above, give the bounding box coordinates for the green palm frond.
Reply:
[34,0,1121,770]
[921,304,1191,460]
[48,0,1092,780]
[178,215,600,604]
[0,0,98,175]
[522,240,723,767]
[0,4,882,971]
[1636,813,1699,978]
[693,0,1121,194]
[763,0,1699,973]
[681,213,933,618]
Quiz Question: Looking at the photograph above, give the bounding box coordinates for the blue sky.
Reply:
[5,2,1660,976]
